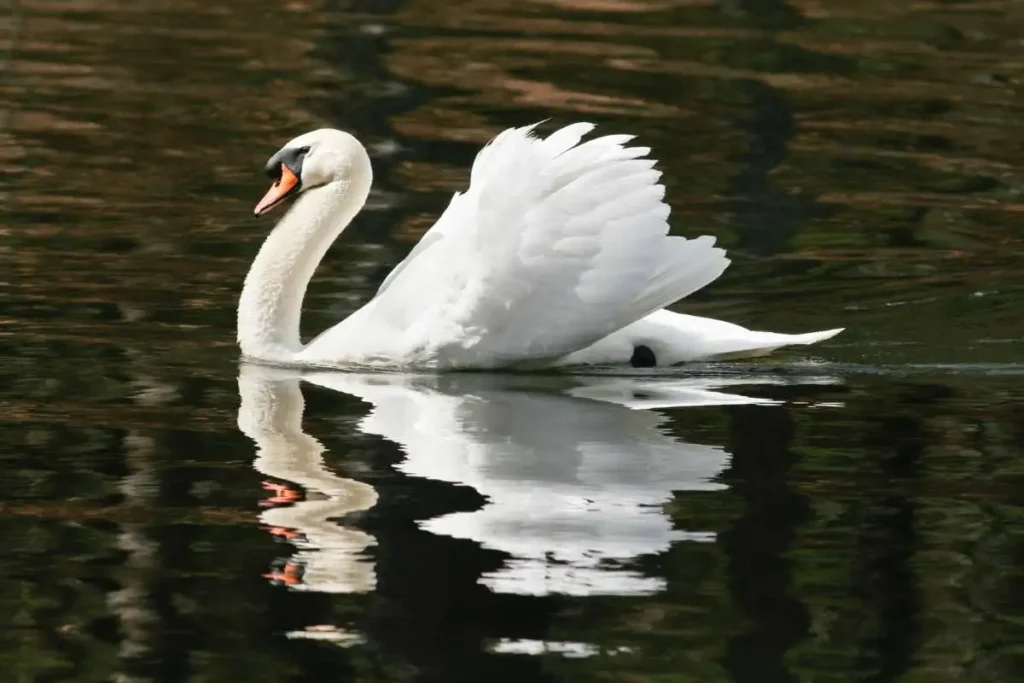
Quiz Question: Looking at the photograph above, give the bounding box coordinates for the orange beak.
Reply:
[254,164,300,216]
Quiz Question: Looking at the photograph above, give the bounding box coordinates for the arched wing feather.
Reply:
[310,122,729,368]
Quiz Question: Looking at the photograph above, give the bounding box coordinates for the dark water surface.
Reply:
[3,0,1024,680]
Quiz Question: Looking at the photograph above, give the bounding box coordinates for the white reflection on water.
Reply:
[240,366,840,598]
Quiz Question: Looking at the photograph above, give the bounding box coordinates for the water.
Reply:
[3,0,1024,680]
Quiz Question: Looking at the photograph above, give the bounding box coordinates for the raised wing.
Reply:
[314,122,729,368]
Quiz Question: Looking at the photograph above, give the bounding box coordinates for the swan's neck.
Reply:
[238,157,372,360]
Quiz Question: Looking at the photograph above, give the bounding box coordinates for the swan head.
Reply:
[254,128,367,216]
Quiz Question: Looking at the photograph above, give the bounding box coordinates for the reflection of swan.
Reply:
[237,122,842,370]
[299,370,839,596]
[237,364,378,595]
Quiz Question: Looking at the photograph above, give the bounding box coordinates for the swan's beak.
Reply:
[254,165,301,216]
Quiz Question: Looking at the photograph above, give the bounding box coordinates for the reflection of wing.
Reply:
[303,372,810,596]
[237,365,378,595]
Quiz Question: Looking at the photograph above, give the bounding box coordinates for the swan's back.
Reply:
[302,122,729,369]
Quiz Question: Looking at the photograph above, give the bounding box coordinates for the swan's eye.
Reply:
[264,145,309,182]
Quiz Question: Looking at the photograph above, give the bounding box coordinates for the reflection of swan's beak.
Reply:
[265,525,304,542]
[263,559,304,586]
[260,480,302,507]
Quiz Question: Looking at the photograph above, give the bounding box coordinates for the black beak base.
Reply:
[265,145,308,184]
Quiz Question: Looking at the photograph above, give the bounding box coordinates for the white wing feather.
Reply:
[313,122,729,368]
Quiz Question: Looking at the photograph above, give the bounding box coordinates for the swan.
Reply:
[238,121,843,370]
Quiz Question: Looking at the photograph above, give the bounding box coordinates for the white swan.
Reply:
[239,122,843,369]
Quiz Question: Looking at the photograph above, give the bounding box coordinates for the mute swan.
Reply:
[239,122,843,369]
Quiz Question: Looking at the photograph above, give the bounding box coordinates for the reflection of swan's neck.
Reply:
[237,366,379,594]
[237,155,372,361]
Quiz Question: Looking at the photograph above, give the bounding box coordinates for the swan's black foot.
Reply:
[630,345,657,368]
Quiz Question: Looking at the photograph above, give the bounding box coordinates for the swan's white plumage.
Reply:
[241,122,843,369]
[301,123,736,368]
[557,310,845,366]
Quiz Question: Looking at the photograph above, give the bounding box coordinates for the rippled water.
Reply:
[3,0,1024,680]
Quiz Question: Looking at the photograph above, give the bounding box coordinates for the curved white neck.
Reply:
[237,154,372,361]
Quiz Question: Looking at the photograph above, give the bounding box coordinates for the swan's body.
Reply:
[238,122,843,370]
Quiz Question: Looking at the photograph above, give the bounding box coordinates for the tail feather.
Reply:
[695,326,846,361]
[774,327,845,346]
